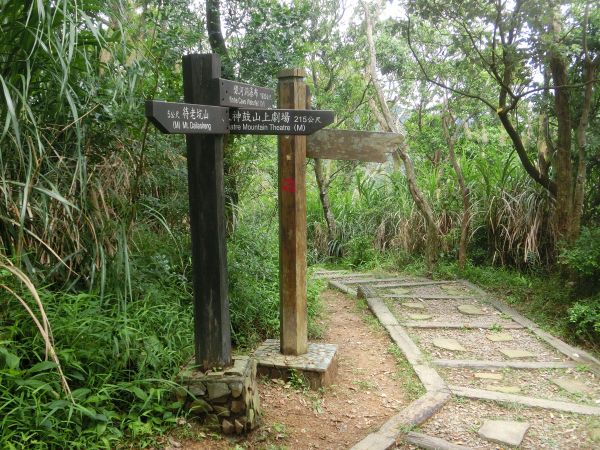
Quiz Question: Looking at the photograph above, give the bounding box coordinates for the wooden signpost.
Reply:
[146,100,229,134]
[146,54,333,368]
[180,54,231,371]
[277,69,309,356]
[145,53,401,370]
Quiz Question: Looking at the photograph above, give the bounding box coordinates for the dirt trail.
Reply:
[167,271,600,450]
[173,288,412,449]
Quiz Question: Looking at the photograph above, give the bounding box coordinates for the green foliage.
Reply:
[228,199,323,349]
[560,227,600,281]
[288,369,309,391]
[228,220,280,348]
[0,268,192,448]
[567,297,600,347]
[229,0,312,87]
[344,236,379,269]
[1,0,599,446]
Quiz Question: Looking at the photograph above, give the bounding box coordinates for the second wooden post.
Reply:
[278,69,308,356]
[183,54,232,370]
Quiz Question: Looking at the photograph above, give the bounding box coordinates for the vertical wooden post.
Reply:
[182,54,232,370]
[278,69,308,356]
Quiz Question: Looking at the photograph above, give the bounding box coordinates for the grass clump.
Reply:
[0,268,193,449]
[387,344,425,400]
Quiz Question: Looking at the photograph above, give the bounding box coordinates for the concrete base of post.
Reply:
[254,339,338,389]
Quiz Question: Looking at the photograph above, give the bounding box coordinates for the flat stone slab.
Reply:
[486,385,521,394]
[441,285,466,296]
[486,332,514,342]
[552,376,595,395]
[457,304,486,315]
[402,302,426,310]
[478,420,530,447]
[474,372,503,380]
[392,288,411,295]
[499,348,536,359]
[253,339,337,389]
[408,314,432,320]
[433,338,466,352]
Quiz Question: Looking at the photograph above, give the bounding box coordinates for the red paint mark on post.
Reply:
[282,177,296,193]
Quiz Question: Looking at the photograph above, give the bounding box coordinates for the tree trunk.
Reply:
[572,2,597,240]
[442,109,470,271]
[364,4,441,273]
[548,7,574,242]
[536,112,550,181]
[205,0,233,78]
[306,74,339,255]
[313,158,338,254]
[205,0,237,228]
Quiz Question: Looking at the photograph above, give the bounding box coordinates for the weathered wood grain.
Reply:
[307,129,403,162]
[278,69,308,356]
[182,54,231,370]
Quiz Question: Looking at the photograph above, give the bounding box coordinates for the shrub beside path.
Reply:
[318,270,600,449]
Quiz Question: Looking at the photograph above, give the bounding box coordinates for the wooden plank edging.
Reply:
[374,280,457,288]
[364,298,423,365]
[402,322,524,329]
[350,391,451,450]
[432,359,578,370]
[383,294,479,300]
[449,385,600,415]
[328,279,356,296]
[344,277,402,284]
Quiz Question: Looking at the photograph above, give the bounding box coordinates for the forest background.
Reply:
[0,0,599,448]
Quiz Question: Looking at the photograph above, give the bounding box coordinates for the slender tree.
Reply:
[364,2,442,272]
[405,0,599,244]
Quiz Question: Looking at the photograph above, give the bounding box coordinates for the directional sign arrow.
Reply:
[145,100,229,134]
[307,129,404,162]
[228,108,335,135]
[216,78,275,109]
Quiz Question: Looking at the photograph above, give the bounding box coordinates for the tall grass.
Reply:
[0,253,193,448]
[306,122,556,270]
[0,0,141,296]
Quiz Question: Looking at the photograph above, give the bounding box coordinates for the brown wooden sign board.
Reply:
[229,108,334,135]
[145,100,229,134]
[307,129,403,162]
[146,101,334,136]
[216,78,275,109]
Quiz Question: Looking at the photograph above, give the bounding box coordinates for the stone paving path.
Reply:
[316,270,600,449]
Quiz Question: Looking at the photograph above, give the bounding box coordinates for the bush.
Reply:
[560,227,600,293]
[0,280,193,449]
[228,220,323,349]
[567,297,600,348]
[343,236,379,269]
